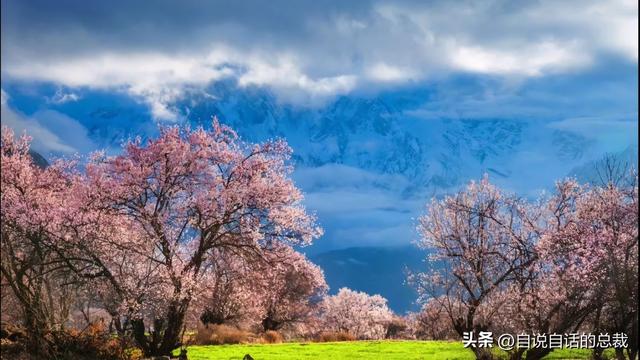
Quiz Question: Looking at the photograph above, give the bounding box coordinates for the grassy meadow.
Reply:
[178,340,611,360]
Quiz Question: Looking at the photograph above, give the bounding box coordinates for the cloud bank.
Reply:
[2,0,637,119]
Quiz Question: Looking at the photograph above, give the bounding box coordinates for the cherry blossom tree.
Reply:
[193,252,263,328]
[487,180,597,360]
[77,120,322,356]
[539,178,638,360]
[255,245,328,332]
[0,127,84,357]
[2,120,322,357]
[413,176,538,360]
[320,287,393,340]
[414,174,638,360]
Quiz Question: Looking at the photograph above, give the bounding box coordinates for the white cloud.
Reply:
[450,41,591,76]
[2,104,75,153]
[238,55,357,100]
[366,63,417,82]
[4,49,358,118]
[47,89,81,104]
[6,51,239,120]
[522,0,638,61]
[0,89,8,105]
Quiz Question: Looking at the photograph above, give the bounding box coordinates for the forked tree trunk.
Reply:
[132,301,189,357]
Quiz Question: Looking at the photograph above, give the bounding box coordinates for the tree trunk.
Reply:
[132,302,189,357]
[131,318,150,355]
[157,304,188,356]
[24,312,53,359]
[628,316,639,360]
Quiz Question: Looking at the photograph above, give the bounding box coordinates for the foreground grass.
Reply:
[180,340,607,360]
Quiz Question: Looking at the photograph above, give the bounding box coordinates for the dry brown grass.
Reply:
[261,330,283,344]
[194,324,251,345]
[315,331,356,342]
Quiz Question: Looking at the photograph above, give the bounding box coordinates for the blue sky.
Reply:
[1,0,638,253]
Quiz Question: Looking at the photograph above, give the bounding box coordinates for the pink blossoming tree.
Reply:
[1,120,323,358]
[320,287,393,340]
[79,120,322,356]
[414,174,638,360]
[255,244,328,333]
[414,176,537,359]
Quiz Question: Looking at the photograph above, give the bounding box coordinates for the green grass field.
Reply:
[179,340,609,360]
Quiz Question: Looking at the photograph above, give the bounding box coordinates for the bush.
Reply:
[1,337,25,358]
[385,317,410,339]
[0,321,132,360]
[0,323,26,357]
[261,330,283,344]
[52,322,131,360]
[194,324,251,345]
[315,331,356,342]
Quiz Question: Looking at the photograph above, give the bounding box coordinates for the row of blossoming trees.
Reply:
[1,121,638,360]
[0,124,396,359]
[412,169,638,360]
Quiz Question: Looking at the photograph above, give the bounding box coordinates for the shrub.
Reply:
[316,331,356,342]
[52,322,131,360]
[385,317,410,339]
[261,330,283,344]
[0,323,26,357]
[0,321,131,360]
[194,324,251,345]
[0,337,25,358]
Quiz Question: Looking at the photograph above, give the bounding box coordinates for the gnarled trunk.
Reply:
[23,306,54,359]
[132,301,189,357]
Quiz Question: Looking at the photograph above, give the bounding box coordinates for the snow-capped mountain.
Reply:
[4,81,636,312]
[172,82,631,197]
[6,81,637,253]
[155,82,634,254]
[41,81,632,194]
